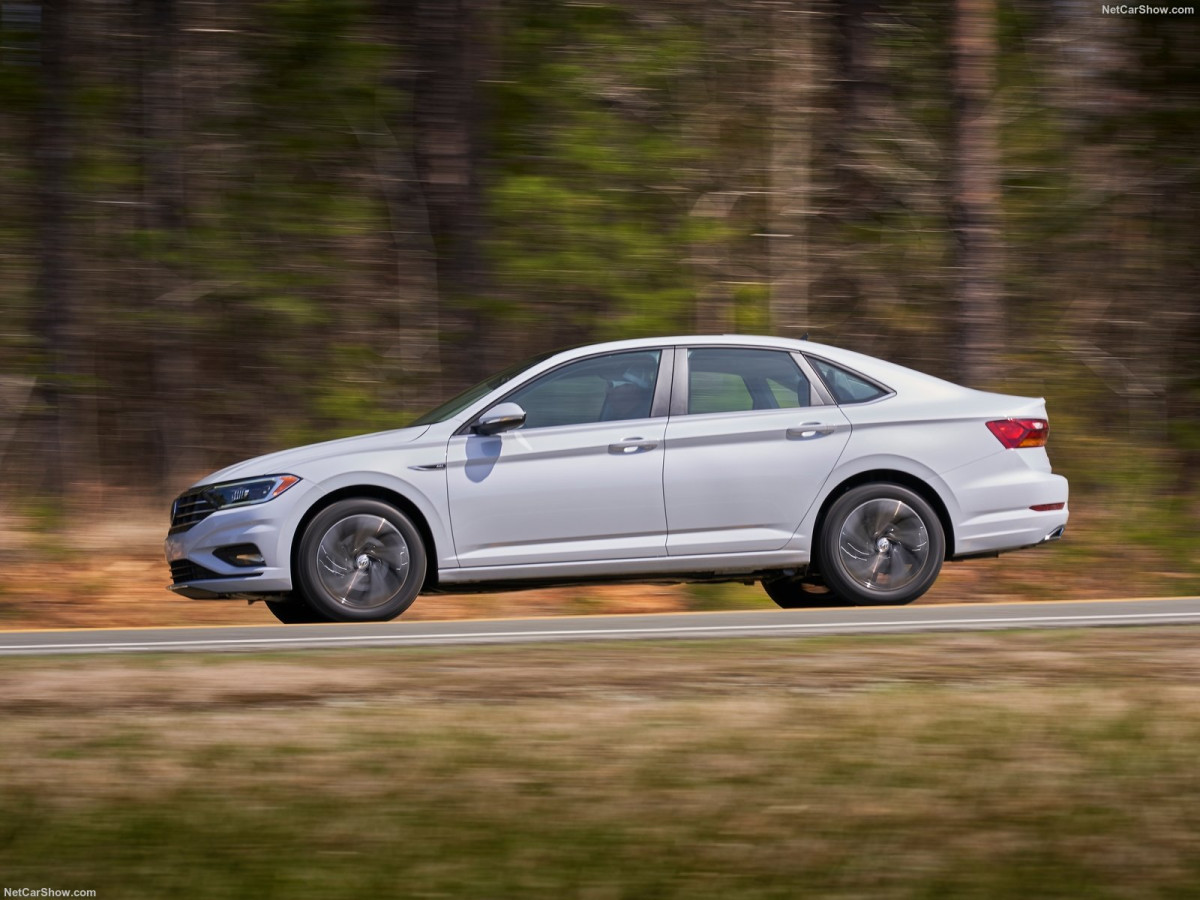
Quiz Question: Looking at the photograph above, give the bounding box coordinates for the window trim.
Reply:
[672,344,827,418]
[458,347,674,436]
[802,353,895,406]
[791,352,835,406]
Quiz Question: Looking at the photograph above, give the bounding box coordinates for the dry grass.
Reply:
[2,628,1200,897]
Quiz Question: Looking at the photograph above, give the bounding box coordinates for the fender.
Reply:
[292,468,457,571]
[785,453,961,555]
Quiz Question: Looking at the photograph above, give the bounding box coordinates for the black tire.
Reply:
[295,498,427,623]
[264,595,331,624]
[762,576,852,609]
[817,483,944,607]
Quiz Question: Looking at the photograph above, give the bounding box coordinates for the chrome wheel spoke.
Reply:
[371,534,411,572]
[840,508,875,554]
[839,536,874,561]
[865,502,892,540]
[365,557,404,595]
[867,549,890,584]
[887,514,928,552]
[355,517,384,554]
[889,542,920,575]
[884,545,911,583]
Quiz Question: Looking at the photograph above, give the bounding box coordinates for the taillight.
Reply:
[987,418,1049,449]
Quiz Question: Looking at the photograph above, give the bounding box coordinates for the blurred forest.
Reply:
[0,0,1198,540]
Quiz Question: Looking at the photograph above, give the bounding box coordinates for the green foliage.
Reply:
[0,0,1196,603]
[489,2,713,342]
[269,343,417,449]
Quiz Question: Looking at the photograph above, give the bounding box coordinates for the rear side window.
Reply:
[687,348,812,414]
[808,357,889,404]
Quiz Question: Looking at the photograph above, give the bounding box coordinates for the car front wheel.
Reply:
[818,483,944,606]
[295,498,427,622]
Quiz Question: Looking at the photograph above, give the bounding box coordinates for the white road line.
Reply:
[3,610,1200,654]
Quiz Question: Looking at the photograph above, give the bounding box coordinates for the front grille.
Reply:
[170,488,217,533]
[169,559,224,584]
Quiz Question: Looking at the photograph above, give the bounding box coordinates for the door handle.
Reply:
[609,437,658,454]
[787,422,836,440]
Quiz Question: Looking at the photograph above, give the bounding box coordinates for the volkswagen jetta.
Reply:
[164,336,1068,622]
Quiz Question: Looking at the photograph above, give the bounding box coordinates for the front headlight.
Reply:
[202,474,301,509]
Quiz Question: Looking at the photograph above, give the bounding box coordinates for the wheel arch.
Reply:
[290,485,441,592]
[812,469,955,567]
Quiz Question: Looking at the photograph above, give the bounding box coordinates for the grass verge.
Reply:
[2,627,1200,898]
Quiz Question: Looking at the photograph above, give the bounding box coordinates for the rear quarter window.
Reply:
[808,357,890,404]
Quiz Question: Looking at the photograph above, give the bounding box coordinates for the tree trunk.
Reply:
[140,0,197,489]
[769,2,821,337]
[30,0,74,500]
[372,0,443,405]
[409,0,493,386]
[951,0,1004,387]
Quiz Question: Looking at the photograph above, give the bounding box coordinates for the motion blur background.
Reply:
[5,7,1200,894]
[0,0,1198,612]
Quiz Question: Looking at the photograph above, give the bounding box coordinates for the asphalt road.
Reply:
[0,596,1198,657]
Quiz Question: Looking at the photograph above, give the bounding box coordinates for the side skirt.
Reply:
[431,550,810,594]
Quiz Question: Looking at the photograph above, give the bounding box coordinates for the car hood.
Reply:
[194,425,433,487]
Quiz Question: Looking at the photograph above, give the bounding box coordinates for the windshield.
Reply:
[409,350,560,426]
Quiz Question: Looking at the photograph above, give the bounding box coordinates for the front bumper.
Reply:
[163,480,317,598]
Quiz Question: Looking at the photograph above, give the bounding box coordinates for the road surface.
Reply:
[0,596,1197,657]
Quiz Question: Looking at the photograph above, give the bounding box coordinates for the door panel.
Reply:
[663,346,851,555]
[446,347,671,568]
[663,409,850,554]
[447,420,668,566]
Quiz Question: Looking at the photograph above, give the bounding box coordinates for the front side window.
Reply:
[501,350,662,430]
[687,348,812,415]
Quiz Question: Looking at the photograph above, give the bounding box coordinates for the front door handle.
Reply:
[787,422,836,440]
[609,437,658,454]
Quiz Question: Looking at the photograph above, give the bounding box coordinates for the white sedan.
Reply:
[164,335,1068,623]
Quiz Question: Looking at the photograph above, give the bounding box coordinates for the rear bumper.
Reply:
[951,504,1068,558]
[942,450,1069,558]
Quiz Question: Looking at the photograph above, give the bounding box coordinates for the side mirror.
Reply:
[473,402,527,436]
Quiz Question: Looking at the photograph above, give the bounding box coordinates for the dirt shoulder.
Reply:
[1,502,1194,630]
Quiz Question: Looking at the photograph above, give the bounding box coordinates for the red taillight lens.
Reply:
[987,418,1049,449]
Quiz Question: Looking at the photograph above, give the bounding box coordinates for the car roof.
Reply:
[545,334,815,362]
[543,334,871,372]
[536,334,967,398]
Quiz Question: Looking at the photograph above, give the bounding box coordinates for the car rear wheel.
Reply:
[264,595,331,624]
[295,498,427,622]
[818,483,944,606]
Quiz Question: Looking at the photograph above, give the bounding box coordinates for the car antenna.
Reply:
[801,332,809,341]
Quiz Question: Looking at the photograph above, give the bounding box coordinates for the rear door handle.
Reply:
[787,422,836,440]
[609,437,658,454]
